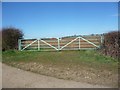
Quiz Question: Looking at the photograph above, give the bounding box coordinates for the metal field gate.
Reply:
[18,35,104,51]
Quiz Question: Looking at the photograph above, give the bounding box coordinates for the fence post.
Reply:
[100,34,104,49]
[18,39,21,51]
[101,34,104,44]
[38,39,40,51]
[58,38,60,51]
[79,37,80,50]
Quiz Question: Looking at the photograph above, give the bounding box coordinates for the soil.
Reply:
[2,63,110,88]
[5,62,118,88]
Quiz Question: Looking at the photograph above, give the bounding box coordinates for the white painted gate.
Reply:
[18,35,103,51]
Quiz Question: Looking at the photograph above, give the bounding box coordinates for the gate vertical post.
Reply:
[18,39,21,51]
[100,34,104,49]
[101,34,104,44]
[38,39,40,51]
[79,37,80,50]
[58,38,60,51]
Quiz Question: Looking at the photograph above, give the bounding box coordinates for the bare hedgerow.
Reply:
[101,31,120,59]
[2,27,24,51]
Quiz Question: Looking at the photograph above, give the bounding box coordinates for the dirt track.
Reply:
[2,63,110,88]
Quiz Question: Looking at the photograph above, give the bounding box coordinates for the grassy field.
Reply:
[2,50,117,69]
[2,50,118,87]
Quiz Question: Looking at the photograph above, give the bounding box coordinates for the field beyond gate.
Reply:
[18,35,103,51]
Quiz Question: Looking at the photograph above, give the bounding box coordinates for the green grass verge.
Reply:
[2,50,118,72]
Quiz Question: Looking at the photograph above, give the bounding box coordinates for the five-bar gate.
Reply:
[18,35,104,51]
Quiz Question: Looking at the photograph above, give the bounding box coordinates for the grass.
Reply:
[2,50,118,71]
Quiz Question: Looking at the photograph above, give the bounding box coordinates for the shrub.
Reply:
[2,27,24,51]
[101,31,120,59]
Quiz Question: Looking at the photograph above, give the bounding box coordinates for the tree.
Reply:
[2,27,24,51]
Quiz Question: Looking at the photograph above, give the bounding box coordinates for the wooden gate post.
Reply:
[79,37,80,49]
[58,38,60,51]
[18,39,21,51]
[38,39,40,51]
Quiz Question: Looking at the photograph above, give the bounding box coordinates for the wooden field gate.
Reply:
[18,35,104,51]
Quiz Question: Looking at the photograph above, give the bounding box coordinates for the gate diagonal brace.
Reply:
[60,37,79,50]
[21,39,38,51]
[40,40,58,50]
[80,37,99,48]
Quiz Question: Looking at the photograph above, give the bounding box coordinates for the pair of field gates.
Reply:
[18,35,104,51]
